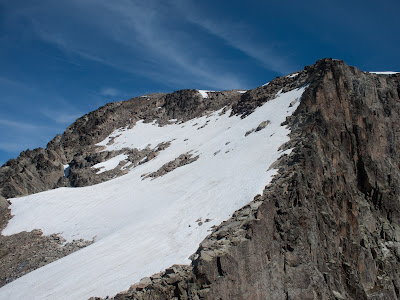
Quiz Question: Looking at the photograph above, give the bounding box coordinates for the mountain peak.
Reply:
[1,59,399,300]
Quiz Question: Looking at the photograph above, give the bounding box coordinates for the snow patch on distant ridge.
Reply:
[92,154,129,174]
[369,71,399,75]
[197,90,215,98]
[287,73,299,78]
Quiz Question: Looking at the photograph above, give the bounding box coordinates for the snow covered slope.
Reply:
[369,71,399,75]
[0,87,305,300]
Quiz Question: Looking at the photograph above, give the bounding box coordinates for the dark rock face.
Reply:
[0,147,66,199]
[142,152,199,180]
[102,60,400,300]
[163,89,241,122]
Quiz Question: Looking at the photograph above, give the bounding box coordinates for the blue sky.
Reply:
[1,0,399,165]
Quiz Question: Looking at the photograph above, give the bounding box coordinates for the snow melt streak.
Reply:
[0,88,305,300]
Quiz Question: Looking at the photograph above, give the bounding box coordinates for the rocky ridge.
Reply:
[92,59,400,299]
[0,59,399,299]
[0,89,246,200]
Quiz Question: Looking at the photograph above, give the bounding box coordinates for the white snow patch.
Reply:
[237,90,247,94]
[262,82,270,86]
[92,154,129,174]
[0,87,306,300]
[63,164,70,178]
[369,71,399,75]
[287,73,299,78]
[197,90,215,98]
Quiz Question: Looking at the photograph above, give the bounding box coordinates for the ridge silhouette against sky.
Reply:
[0,0,399,165]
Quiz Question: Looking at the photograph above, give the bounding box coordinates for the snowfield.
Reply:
[197,89,215,98]
[92,153,129,174]
[369,71,399,75]
[0,87,305,300]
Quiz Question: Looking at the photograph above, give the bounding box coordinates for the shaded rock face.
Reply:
[142,152,199,180]
[104,60,400,300]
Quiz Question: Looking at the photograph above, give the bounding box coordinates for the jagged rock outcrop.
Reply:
[142,152,199,179]
[0,230,93,288]
[97,59,400,299]
[0,204,93,289]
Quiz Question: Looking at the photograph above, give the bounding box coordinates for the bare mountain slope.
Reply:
[0,59,399,299]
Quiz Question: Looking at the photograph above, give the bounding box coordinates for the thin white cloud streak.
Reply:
[190,20,293,74]
[172,1,294,75]
[0,119,62,153]
[40,108,82,124]
[100,87,120,97]
[99,0,247,89]
[0,142,35,153]
[41,53,82,67]
[0,119,48,131]
[22,0,246,90]
[0,77,31,90]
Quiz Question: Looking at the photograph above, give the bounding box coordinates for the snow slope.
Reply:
[197,89,215,98]
[369,71,399,75]
[0,87,305,300]
[92,153,129,174]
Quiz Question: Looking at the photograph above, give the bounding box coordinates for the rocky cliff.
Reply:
[1,59,399,299]
[90,60,400,299]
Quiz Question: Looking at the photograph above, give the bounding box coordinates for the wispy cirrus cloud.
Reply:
[185,19,293,75]
[40,108,82,124]
[0,76,31,90]
[0,118,61,153]
[0,141,36,153]
[0,119,47,131]
[100,87,120,98]
[14,0,248,90]
[172,0,295,75]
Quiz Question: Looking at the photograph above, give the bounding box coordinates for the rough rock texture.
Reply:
[142,152,200,179]
[0,208,93,288]
[0,229,93,288]
[64,141,172,187]
[245,120,271,136]
[99,59,400,300]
